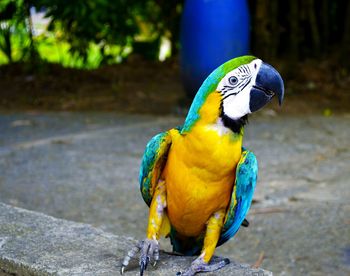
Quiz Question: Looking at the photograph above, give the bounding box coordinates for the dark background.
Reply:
[0,0,349,114]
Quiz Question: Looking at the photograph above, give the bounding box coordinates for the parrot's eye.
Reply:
[228,76,238,86]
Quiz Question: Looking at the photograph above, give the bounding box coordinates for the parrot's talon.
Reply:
[121,238,160,275]
[178,256,230,276]
[142,258,148,271]
[120,240,142,274]
[140,261,145,276]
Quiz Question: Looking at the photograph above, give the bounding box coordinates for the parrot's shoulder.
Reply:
[218,148,258,246]
[141,125,182,160]
[139,126,182,206]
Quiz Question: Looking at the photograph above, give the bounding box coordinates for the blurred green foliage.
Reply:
[35,0,138,64]
[0,0,349,69]
[0,0,36,63]
[0,0,183,68]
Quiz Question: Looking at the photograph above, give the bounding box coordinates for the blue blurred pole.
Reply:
[180,0,250,98]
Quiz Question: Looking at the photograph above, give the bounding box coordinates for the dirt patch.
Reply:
[0,57,349,115]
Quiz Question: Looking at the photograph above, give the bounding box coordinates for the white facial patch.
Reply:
[217,59,262,120]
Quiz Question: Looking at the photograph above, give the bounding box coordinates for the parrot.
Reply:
[120,55,284,276]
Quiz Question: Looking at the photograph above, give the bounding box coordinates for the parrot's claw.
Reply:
[120,240,142,274]
[176,256,230,276]
[140,239,159,275]
[120,238,160,275]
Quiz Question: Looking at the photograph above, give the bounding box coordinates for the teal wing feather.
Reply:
[139,130,173,206]
[218,148,258,246]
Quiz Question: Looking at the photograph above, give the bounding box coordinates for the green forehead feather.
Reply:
[181,55,257,133]
[221,55,256,75]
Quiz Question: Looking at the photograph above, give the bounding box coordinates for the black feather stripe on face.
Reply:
[219,102,248,133]
[221,113,248,133]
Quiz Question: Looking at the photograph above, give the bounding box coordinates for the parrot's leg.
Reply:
[120,180,166,275]
[177,209,229,276]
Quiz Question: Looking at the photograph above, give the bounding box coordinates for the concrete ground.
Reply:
[0,203,272,276]
[0,111,349,275]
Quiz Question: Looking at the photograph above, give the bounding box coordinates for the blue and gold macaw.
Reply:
[121,56,284,276]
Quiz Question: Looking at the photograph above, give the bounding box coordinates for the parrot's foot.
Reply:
[176,256,230,276]
[120,238,159,276]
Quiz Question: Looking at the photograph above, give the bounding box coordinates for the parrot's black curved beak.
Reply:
[249,62,284,112]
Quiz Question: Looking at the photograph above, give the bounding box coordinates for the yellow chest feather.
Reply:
[163,124,242,236]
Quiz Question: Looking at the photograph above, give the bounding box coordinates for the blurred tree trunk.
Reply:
[321,0,329,54]
[154,0,183,57]
[342,0,350,68]
[168,1,182,56]
[269,0,279,60]
[0,26,12,63]
[289,0,299,61]
[254,0,269,59]
[24,0,39,64]
[306,0,321,56]
[0,1,16,63]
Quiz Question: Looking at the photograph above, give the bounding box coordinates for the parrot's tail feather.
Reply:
[169,229,203,256]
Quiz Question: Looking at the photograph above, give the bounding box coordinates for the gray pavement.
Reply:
[0,111,349,275]
[0,203,271,276]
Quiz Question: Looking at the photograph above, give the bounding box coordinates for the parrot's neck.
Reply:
[206,117,245,137]
[220,113,248,134]
[187,91,246,136]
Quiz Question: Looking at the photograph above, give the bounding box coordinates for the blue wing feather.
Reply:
[218,148,258,246]
[139,131,173,206]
